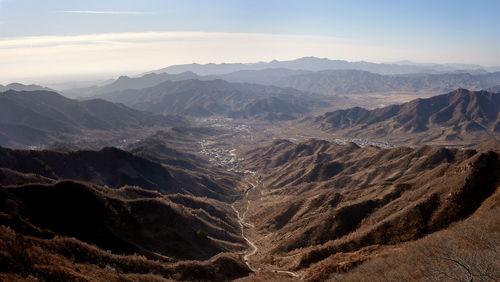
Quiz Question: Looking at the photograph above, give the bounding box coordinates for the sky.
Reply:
[0,0,499,84]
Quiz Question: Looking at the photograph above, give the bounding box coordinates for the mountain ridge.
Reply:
[240,138,500,278]
[0,83,54,92]
[149,56,497,76]
[0,90,188,147]
[91,79,328,120]
[67,68,500,100]
[310,88,500,145]
[0,145,239,201]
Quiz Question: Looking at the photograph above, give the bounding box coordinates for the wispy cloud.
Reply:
[0,31,450,84]
[56,10,151,15]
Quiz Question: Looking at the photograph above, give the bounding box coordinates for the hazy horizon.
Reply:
[1,0,499,84]
[4,54,500,87]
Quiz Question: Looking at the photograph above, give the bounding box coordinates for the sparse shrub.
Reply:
[196,229,207,240]
[328,207,500,281]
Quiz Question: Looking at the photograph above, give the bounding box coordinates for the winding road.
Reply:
[232,177,300,279]
[231,203,257,271]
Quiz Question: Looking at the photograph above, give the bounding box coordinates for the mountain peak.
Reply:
[312,89,500,145]
[116,75,131,81]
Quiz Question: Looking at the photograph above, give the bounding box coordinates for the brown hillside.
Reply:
[311,89,500,146]
[0,224,250,281]
[0,145,239,201]
[325,195,500,281]
[0,180,245,261]
[0,90,188,147]
[240,139,500,275]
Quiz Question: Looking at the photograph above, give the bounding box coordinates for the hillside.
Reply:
[239,138,500,279]
[310,89,500,146]
[92,79,326,120]
[0,83,53,92]
[63,71,201,98]
[79,68,500,102]
[0,90,188,147]
[229,96,311,121]
[329,202,500,281]
[0,179,251,280]
[1,136,498,280]
[126,127,243,201]
[0,145,239,201]
[0,146,176,192]
[127,127,222,168]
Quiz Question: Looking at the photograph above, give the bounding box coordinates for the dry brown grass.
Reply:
[0,180,247,261]
[326,205,500,281]
[0,224,251,281]
[239,139,500,278]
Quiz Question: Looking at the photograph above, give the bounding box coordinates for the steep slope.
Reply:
[93,79,325,119]
[127,127,221,170]
[311,89,500,145]
[0,167,54,186]
[0,225,250,282]
[239,139,500,277]
[0,180,246,262]
[328,202,500,281]
[0,90,188,147]
[127,127,242,201]
[63,71,201,98]
[0,146,177,193]
[0,146,238,200]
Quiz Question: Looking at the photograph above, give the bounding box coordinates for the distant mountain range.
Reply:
[0,83,54,92]
[310,89,500,145]
[65,68,500,100]
[62,72,201,98]
[220,69,500,95]
[149,57,499,76]
[0,90,187,147]
[91,79,328,120]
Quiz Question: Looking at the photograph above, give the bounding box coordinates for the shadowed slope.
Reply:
[0,181,245,261]
[0,145,239,201]
[0,90,187,147]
